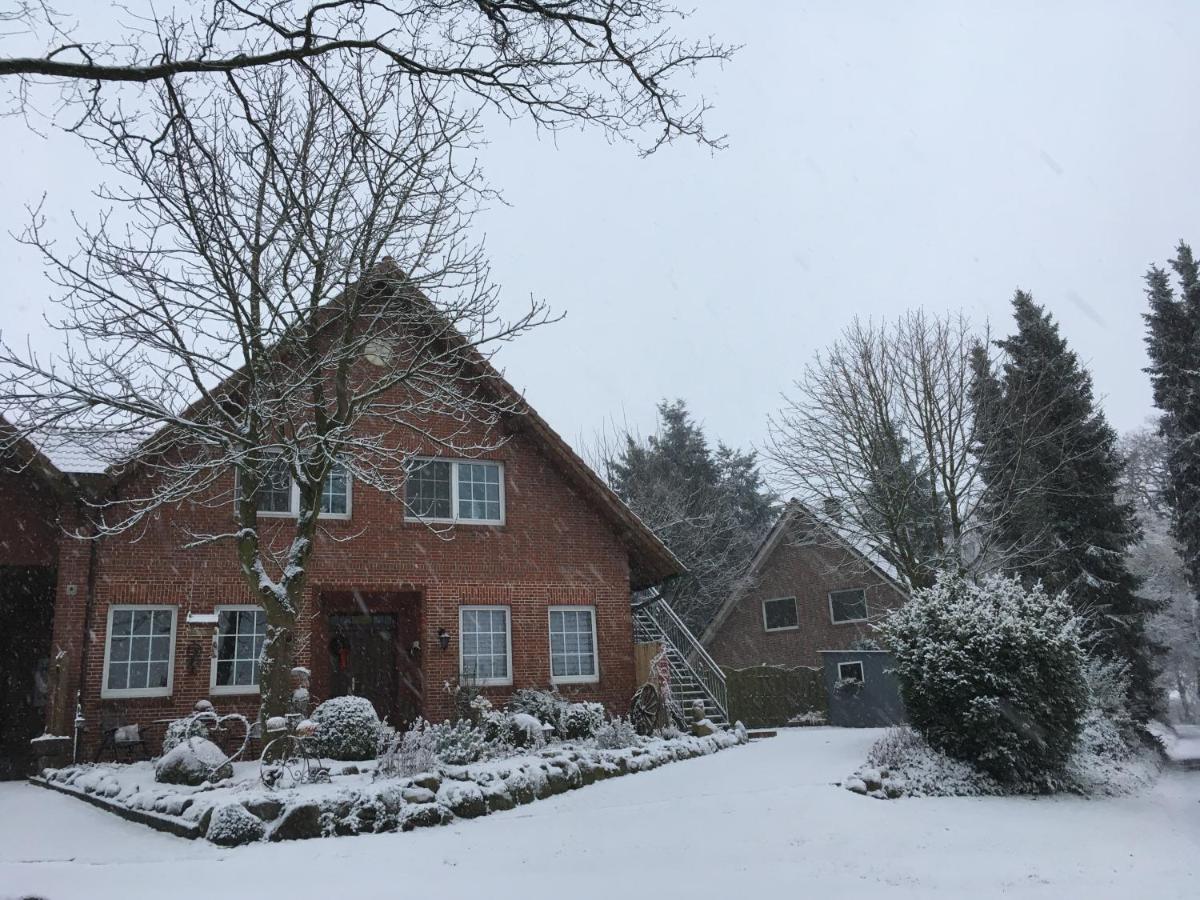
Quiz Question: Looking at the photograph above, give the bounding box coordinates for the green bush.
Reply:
[879,572,1087,784]
[311,696,382,761]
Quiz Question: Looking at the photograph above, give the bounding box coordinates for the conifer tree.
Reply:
[605,400,778,631]
[1143,243,1200,596]
[972,292,1159,717]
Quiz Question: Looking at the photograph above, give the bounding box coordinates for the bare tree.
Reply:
[765,311,983,589]
[0,1,732,152]
[0,56,554,722]
[1121,427,1197,720]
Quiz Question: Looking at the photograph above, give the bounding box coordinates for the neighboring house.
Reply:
[701,500,908,670]
[0,419,87,777]
[6,290,681,761]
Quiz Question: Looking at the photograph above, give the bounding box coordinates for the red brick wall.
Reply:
[0,465,60,567]
[52,421,638,753]
[705,523,907,670]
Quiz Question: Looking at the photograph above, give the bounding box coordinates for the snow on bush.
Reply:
[507,688,566,728]
[160,716,210,756]
[595,717,639,749]
[154,737,233,786]
[377,719,492,776]
[311,696,382,761]
[860,727,1003,798]
[206,803,265,846]
[880,572,1088,784]
[559,701,606,739]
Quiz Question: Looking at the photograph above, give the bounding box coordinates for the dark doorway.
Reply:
[0,566,56,779]
[328,613,400,726]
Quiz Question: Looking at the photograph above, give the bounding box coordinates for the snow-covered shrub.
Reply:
[430,719,490,765]
[559,702,606,739]
[1083,657,1137,744]
[311,696,382,761]
[507,688,567,731]
[595,717,639,749]
[862,726,1001,797]
[206,803,265,846]
[160,715,210,756]
[376,720,437,778]
[483,709,547,749]
[879,572,1087,783]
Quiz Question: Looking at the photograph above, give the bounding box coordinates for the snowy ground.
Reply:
[4,727,1199,900]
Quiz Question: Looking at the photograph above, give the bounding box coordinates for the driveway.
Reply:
[2,727,1198,900]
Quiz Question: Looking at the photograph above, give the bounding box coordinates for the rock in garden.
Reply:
[401,786,436,805]
[410,772,441,792]
[269,802,324,841]
[844,777,869,795]
[243,797,284,821]
[155,737,233,786]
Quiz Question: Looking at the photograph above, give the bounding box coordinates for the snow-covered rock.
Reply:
[155,737,232,786]
[207,803,265,846]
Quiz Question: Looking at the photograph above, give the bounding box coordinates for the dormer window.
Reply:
[405,458,504,525]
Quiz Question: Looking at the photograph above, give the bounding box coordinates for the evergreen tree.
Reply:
[1143,243,1200,596]
[606,399,778,631]
[971,292,1159,717]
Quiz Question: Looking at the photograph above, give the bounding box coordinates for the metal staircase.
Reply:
[632,592,729,727]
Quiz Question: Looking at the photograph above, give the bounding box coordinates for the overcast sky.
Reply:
[3,1,1198,465]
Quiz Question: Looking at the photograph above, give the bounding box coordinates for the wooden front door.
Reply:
[327,613,398,725]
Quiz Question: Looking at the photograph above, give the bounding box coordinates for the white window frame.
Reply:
[828,588,869,625]
[404,458,505,526]
[209,605,267,696]
[458,605,513,686]
[761,596,799,633]
[837,660,866,684]
[547,605,600,685]
[236,458,353,522]
[100,605,178,699]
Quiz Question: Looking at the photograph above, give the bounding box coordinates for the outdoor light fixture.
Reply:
[437,627,451,651]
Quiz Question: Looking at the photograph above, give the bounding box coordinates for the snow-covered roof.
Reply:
[35,432,114,475]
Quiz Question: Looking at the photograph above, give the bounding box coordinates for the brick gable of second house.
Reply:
[701,502,908,670]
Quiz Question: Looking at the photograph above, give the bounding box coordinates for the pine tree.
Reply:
[606,399,777,631]
[971,292,1159,717]
[1143,243,1200,596]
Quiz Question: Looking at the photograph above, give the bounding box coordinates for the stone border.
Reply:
[30,776,202,839]
[36,728,748,846]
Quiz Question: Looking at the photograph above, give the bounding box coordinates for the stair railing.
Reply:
[634,593,728,721]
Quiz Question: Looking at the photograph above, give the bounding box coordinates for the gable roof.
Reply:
[699,499,909,645]
[5,267,683,590]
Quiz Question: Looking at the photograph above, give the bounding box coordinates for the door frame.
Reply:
[312,590,423,724]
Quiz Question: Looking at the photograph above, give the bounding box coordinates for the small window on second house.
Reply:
[829,588,868,624]
[762,596,799,632]
[239,457,351,519]
[837,660,865,684]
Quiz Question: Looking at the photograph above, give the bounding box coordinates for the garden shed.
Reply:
[819,650,905,728]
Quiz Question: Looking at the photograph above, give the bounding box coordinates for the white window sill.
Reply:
[101,688,172,700]
[764,625,799,633]
[210,684,261,697]
[550,675,600,686]
[405,516,504,527]
[830,617,869,626]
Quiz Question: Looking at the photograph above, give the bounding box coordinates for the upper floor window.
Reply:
[240,457,351,519]
[405,459,504,525]
[762,596,799,632]
[829,588,868,624]
[102,605,177,698]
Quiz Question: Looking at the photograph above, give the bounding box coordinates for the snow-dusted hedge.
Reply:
[311,696,382,761]
[879,572,1088,784]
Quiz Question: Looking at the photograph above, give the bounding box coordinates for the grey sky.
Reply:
[3,1,1197,462]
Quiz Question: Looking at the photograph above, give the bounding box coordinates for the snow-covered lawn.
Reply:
[4,727,1199,900]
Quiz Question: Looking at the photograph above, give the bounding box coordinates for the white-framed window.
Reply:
[210,606,267,695]
[761,596,799,632]
[405,459,504,525]
[238,458,352,520]
[548,606,599,684]
[101,605,177,699]
[459,606,512,686]
[829,588,868,624]
[837,660,865,684]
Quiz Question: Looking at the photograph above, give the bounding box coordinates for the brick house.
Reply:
[10,314,681,761]
[701,500,908,670]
